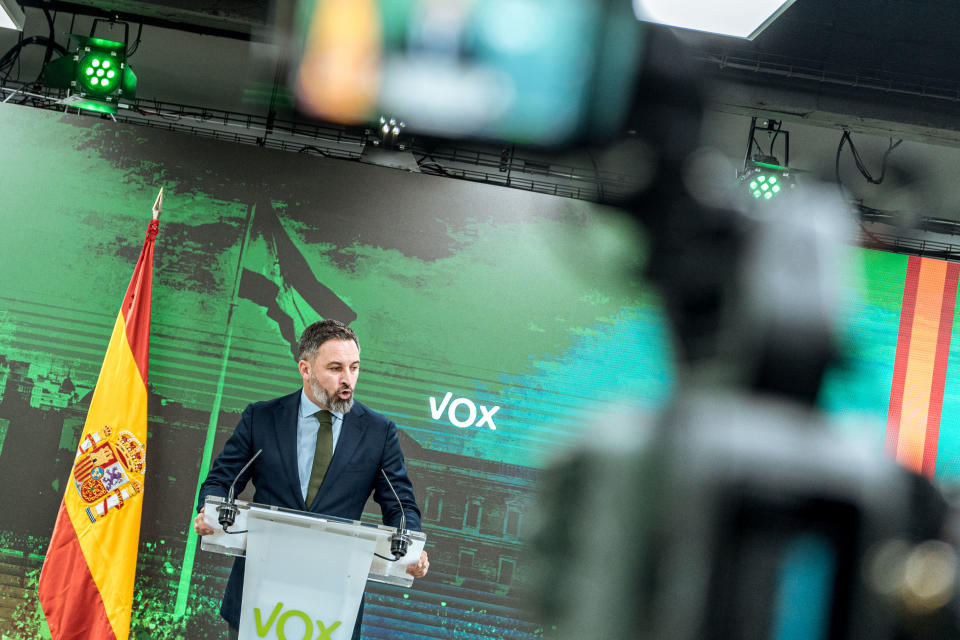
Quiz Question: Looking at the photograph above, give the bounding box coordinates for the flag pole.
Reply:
[39,191,161,640]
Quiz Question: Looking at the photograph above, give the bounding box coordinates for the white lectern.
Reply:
[202,496,426,640]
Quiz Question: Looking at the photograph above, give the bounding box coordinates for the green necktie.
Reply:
[305,410,333,507]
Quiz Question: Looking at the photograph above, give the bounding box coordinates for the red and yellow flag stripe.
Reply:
[39,217,159,640]
[886,255,960,478]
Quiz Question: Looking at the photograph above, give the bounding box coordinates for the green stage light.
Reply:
[736,118,805,202]
[738,160,795,202]
[42,32,137,115]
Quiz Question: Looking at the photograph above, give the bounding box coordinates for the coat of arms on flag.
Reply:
[72,424,146,523]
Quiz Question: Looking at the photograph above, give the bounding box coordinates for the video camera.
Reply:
[532,167,960,638]
[530,65,960,637]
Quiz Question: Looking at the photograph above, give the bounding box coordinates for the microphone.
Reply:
[380,468,410,560]
[218,449,262,533]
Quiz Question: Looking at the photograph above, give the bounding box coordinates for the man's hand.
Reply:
[405,550,429,578]
[194,506,215,536]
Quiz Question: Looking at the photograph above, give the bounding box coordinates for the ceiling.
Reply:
[14,0,960,135]
[686,0,960,143]
[685,0,960,229]
[17,0,268,38]
[4,0,960,227]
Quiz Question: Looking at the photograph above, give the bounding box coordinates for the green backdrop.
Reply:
[0,101,956,639]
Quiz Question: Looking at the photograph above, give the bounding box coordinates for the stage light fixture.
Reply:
[42,24,137,115]
[0,0,25,31]
[736,117,801,202]
[374,116,407,150]
[741,160,793,201]
[634,0,796,40]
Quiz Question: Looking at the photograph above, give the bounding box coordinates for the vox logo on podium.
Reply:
[429,392,500,430]
[254,601,341,640]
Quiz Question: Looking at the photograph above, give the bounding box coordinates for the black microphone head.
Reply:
[218,502,238,530]
[390,531,410,559]
[219,448,262,532]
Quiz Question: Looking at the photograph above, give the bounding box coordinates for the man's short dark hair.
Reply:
[296,319,359,362]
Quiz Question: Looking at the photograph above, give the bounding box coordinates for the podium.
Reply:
[201,496,426,640]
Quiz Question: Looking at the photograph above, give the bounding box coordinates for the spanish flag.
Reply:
[39,191,162,640]
[886,255,960,478]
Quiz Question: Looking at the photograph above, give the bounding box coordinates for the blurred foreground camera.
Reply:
[532,185,960,640]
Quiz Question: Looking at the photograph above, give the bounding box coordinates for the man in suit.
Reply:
[193,319,429,640]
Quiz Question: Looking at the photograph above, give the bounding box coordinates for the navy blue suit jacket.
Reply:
[197,390,422,628]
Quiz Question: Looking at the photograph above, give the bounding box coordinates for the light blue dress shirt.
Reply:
[297,389,344,502]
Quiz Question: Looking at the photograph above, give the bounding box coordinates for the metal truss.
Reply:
[0,80,642,206]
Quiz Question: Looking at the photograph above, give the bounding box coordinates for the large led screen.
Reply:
[0,103,663,639]
[3,101,960,640]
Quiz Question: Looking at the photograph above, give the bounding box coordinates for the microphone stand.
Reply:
[217,449,262,534]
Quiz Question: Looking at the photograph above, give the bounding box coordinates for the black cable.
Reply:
[417,161,452,177]
[768,121,783,157]
[298,145,330,157]
[0,37,69,85]
[835,132,847,189]
[415,152,454,177]
[40,9,56,65]
[0,31,23,83]
[0,38,67,69]
[870,137,902,184]
[836,130,902,186]
[379,468,410,561]
[31,9,61,86]
[126,23,143,58]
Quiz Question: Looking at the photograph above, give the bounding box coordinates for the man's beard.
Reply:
[311,377,354,414]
